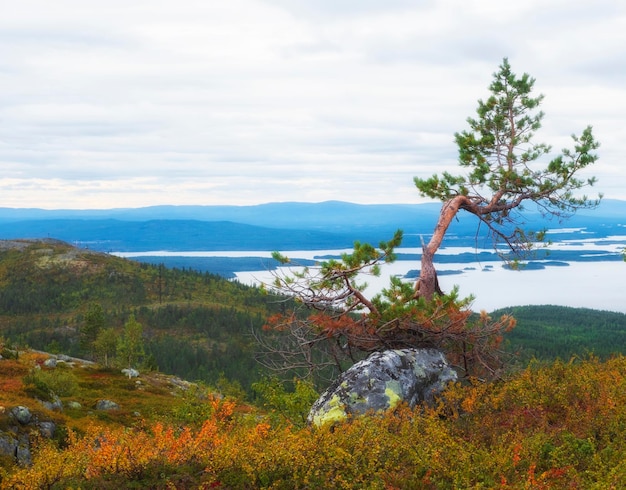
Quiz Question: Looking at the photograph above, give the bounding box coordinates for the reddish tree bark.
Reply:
[415,196,469,301]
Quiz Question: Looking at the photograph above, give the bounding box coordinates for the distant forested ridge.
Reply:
[497,305,626,361]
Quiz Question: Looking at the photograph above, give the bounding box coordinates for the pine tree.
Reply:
[413,58,600,299]
[80,303,105,357]
[263,59,600,381]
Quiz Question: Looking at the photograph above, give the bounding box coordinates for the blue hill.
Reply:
[0,200,624,254]
[0,219,353,252]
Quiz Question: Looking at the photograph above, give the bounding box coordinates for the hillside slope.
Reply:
[2,239,625,390]
[0,239,286,390]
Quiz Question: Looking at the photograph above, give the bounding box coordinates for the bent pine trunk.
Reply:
[415,196,469,301]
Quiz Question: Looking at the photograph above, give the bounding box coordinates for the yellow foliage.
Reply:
[5,356,626,488]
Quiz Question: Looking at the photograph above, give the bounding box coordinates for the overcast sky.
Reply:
[1,0,625,209]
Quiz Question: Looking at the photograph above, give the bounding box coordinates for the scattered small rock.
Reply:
[122,368,139,378]
[11,406,32,425]
[40,395,63,412]
[96,399,120,411]
[43,358,57,368]
[39,421,56,438]
[168,376,192,390]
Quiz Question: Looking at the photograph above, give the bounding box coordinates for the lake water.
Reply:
[234,257,625,314]
[116,240,626,314]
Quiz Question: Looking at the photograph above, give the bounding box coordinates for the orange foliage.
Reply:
[2,418,226,488]
[0,359,28,378]
[262,312,297,332]
[6,357,626,488]
[0,377,23,393]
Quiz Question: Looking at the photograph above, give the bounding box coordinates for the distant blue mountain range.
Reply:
[0,200,624,254]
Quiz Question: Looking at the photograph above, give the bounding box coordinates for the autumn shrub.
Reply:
[6,356,626,489]
[206,406,493,489]
[167,385,238,428]
[0,348,17,360]
[0,362,26,393]
[0,336,18,360]
[207,356,626,489]
[1,397,236,489]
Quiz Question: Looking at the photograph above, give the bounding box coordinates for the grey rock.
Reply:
[10,406,32,425]
[121,368,139,378]
[41,395,63,412]
[308,348,457,426]
[0,432,31,465]
[0,432,17,457]
[168,376,192,391]
[39,421,56,438]
[16,435,32,465]
[96,399,120,411]
[67,401,82,410]
[43,358,57,368]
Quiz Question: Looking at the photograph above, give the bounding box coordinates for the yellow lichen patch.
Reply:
[347,391,366,405]
[312,394,347,427]
[384,381,403,410]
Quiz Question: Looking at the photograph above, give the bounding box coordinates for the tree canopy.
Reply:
[414,58,600,299]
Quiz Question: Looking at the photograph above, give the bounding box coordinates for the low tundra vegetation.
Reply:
[3,354,626,488]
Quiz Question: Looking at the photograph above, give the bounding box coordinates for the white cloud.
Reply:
[0,0,623,208]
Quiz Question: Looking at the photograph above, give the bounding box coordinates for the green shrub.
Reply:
[252,376,319,428]
[23,367,79,400]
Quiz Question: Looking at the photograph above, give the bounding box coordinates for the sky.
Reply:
[1,0,625,209]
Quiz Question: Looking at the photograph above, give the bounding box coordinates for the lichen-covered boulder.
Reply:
[41,395,63,412]
[308,348,457,426]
